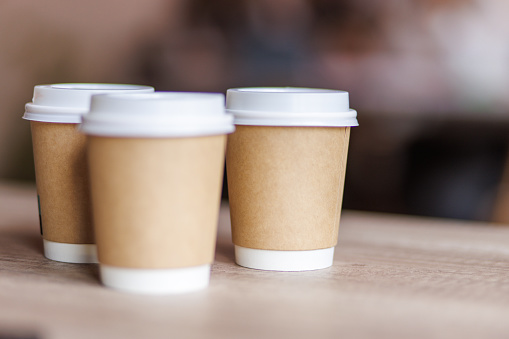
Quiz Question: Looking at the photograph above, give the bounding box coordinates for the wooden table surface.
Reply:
[1,182,509,339]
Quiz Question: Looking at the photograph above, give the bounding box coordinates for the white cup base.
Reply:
[234,245,335,271]
[43,239,98,264]
[100,264,211,294]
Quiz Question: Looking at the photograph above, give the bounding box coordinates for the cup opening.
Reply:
[50,83,148,91]
[97,92,223,102]
[233,87,344,94]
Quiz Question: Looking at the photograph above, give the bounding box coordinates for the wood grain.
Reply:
[0,182,509,339]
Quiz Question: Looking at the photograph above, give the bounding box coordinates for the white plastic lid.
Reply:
[23,83,154,123]
[234,245,335,271]
[80,92,235,138]
[226,87,358,127]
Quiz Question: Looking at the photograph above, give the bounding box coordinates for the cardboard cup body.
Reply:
[226,125,351,270]
[30,121,97,263]
[88,135,226,271]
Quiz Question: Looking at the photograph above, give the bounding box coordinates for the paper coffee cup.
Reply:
[81,92,234,294]
[226,87,358,271]
[23,84,154,263]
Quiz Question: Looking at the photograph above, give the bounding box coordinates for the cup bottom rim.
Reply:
[234,245,334,272]
[99,264,211,294]
[43,239,98,264]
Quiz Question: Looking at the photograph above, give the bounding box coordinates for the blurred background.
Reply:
[1,0,509,222]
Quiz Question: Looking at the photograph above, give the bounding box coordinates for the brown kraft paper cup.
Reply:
[227,125,350,251]
[24,83,154,264]
[31,121,93,245]
[88,135,226,269]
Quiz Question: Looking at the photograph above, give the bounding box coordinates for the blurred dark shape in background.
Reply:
[1,0,509,221]
[138,0,314,91]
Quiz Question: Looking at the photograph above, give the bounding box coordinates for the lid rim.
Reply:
[232,120,359,127]
[25,103,88,114]
[79,122,235,138]
[22,112,82,124]
[228,108,358,127]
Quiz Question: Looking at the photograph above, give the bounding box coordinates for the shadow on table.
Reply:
[214,237,235,265]
[0,226,100,286]
[0,330,40,339]
[0,229,42,259]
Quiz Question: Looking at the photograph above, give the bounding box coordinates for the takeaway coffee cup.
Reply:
[80,92,234,294]
[23,84,154,263]
[226,87,358,271]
